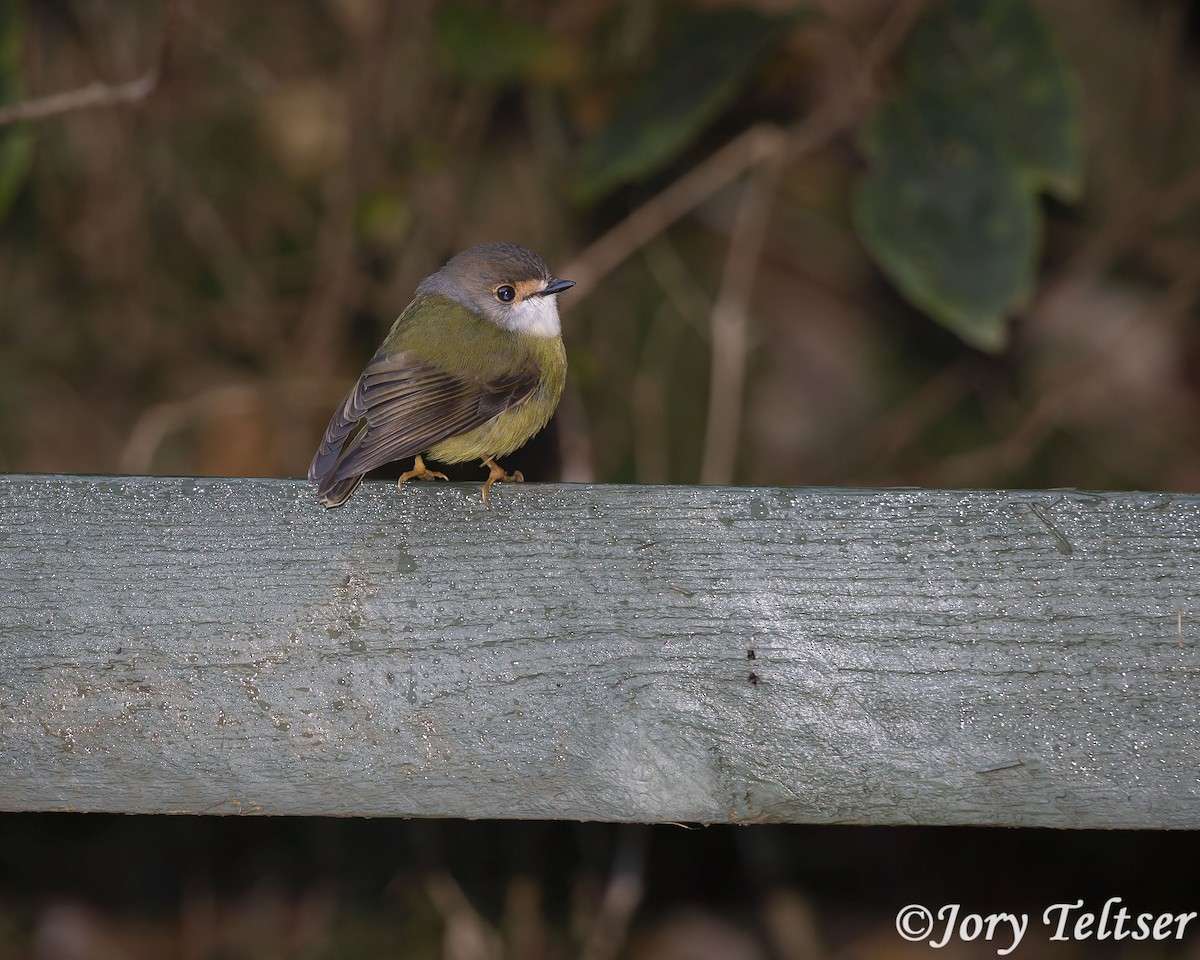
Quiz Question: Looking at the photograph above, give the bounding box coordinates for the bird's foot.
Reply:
[480,457,523,506]
[397,454,448,489]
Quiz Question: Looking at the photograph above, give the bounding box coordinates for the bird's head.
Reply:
[417,242,575,338]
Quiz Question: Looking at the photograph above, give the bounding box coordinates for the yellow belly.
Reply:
[427,336,566,464]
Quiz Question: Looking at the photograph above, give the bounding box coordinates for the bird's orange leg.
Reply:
[480,457,523,505]
[397,454,448,489]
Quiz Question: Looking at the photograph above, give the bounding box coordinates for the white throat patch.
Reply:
[502,294,562,339]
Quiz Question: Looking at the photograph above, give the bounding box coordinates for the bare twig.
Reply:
[640,236,714,341]
[176,0,280,96]
[558,1,924,485]
[562,103,858,305]
[0,74,158,127]
[579,825,648,960]
[928,257,1200,486]
[0,0,176,128]
[561,124,789,300]
[163,161,278,353]
[629,240,716,483]
[846,359,980,482]
[426,871,503,960]
[980,159,1200,484]
[699,140,786,485]
[761,887,823,960]
[557,378,596,482]
[118,378,343,475]
[293,168,361,373]
[504,876,547,960]
[558,0,920,303]
[631,304,684,484]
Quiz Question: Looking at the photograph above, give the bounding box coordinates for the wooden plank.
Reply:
[0,475,1196,826]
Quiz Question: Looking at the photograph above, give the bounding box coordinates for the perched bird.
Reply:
[309,243,573,507]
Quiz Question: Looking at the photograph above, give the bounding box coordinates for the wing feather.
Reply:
[309,349,538,506]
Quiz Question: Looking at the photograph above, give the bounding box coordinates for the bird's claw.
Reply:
[481,457,523,506]
[398,454,449,488]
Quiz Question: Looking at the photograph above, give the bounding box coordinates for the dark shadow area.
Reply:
[1,815,1198,957]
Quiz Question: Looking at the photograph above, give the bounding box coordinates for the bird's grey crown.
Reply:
[417,243,550,301]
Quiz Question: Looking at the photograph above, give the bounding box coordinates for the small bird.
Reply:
[309,242,573,507]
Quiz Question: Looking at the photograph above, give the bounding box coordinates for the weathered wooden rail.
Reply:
[0,475,1196,826]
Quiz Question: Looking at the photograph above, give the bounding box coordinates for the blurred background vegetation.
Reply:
[2,0,1198,491]
[2,0,1199,957]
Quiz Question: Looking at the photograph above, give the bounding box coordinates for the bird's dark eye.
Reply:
[495,284,516,303]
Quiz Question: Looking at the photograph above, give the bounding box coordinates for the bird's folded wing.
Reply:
[308,350,537,486]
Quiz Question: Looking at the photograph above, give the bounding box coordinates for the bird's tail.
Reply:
[314,472,363,508]
[308,389,368,508]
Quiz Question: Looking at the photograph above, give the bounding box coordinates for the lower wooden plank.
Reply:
[0,475,1196,825]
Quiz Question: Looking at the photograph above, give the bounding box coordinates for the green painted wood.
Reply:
[0,475,1196,825]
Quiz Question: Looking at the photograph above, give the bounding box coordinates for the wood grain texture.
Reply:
[0,475,1196,826]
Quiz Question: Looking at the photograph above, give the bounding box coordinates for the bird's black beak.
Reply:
[540,277,575,296]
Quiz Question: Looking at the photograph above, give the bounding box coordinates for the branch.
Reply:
[562,124,790,299]
[0,0,176,129]
[560,0,925,302]
[699,137,786,485]
[425,871,502,960]
[579,826,648,960]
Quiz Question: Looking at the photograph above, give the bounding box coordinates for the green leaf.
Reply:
[0,0,34,223]
[573,8,797,203]
[902,0,1083,200]
[433,3,555,85]
[853,0,1083,350]
[854,95,1038,353]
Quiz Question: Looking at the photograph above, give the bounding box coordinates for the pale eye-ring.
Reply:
[494,284,516,303]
